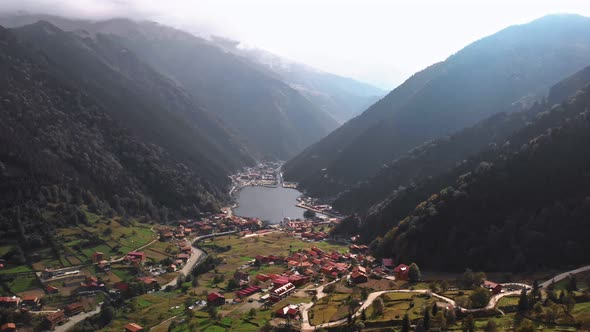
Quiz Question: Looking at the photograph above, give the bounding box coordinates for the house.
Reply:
[22,295,41,308]
[126,252,146,263]
[137,277,159,290]
[97,260,110,271]
[351,271,368,284]
[236,286,261,298]
[0,323,16,332]
[161,232,174,241]
[91,252,104,263]
[176,253,190,262]
[207,292,226,306]
[46,285,59,294]
[382,258,394,268]
[270,283,295,302]
[45,311,65,329]
[393,264,409,280]
[65,302,84,316]
[483,280,503,295]
[256,274,271,282]
[0,297,21,308]
[234,271,250,282]
[288,275,309,287]
[275,304,300,318]
[351,266,368,284]
[124,322,145,332]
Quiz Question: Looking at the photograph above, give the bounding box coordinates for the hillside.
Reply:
[283,14,590,198]
[0,15,342,160]
[214,39,385,123]
[376,84,590,271]
[0,22,253,249]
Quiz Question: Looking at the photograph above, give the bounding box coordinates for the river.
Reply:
[233,186,306,223]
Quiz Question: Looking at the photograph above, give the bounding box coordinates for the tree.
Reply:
[515,319,535,332]
[566,275,578,292]
[373,297,384,316]
[414,319,426,332]
[423,309,431,330]
[484,319,498,332]
[99,304,115,326]
[469,287,491,308]
[434,311,447,330]
[248,308,257,319]
[361,309,367,321]
[303,209,316,219]
[518,289,529,312]
[227,278,239,290]
[563,293,576,315]
[409,263,421,283]
[176,272,185,288]
[446,308,457,325]
[432,303,439,316]
[462,314,475,332]
[440,280,450,292]
[401,314,410,332]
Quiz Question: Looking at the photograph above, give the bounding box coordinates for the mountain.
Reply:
[283,14,590,198]
[0,21,254,244]
[211,38,385,124]
[376,83,590,271]
[328,62,590,271]
[0,14,341,160]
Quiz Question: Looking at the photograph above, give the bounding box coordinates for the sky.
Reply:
[3,0,590,89]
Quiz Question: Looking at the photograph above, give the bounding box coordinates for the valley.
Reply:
[0,6,590,332]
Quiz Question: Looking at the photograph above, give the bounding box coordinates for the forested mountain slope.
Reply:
[333,64,590,255]
[0,15,341,160]
[284,14,590,198]
[376,86,590,271]
[0,22,252,247]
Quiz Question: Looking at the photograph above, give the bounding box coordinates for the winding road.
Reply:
[300,265,590,331]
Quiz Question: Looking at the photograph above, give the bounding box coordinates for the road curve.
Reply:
[540,265,590,288]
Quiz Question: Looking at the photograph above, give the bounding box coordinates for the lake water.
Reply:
[234,186,306,223]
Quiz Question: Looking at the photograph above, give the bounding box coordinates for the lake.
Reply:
[233,186,306,223]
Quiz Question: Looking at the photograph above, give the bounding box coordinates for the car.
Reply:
[248,299,254,303]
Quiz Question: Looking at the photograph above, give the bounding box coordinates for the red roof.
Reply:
[125,323,144,332]
[207,292,225,302]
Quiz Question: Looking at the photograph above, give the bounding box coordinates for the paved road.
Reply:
[55,305,101,332]
[540,265,590,288]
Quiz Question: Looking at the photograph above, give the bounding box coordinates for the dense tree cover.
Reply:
[284,14,590,199]
[377,85,590,270]
[0,15,341,160]
[0,23,253,256]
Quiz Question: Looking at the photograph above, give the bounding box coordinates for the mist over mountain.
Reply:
[0,14,385,160]
[283,14,590,199]
[210,37,385,123]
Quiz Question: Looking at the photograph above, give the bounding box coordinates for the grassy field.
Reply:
[8,274,41,294]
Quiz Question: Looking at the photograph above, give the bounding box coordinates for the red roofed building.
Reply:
[65,302,84,316]
[0,297,20,308]
[275,304,300,318]
[0,323,16,332]
[91,252,104,263]
[382,258,394,268]
[393,264,409,280]
[256,274,271,282]
[207,292,225,306]
[483,280,503,295]
[45,311,65,330]
[126,252,145,263]
[124,323,145,332]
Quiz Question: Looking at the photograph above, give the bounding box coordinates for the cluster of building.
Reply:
[230,162,281,190]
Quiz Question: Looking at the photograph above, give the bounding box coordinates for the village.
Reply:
[0,205,588,332]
